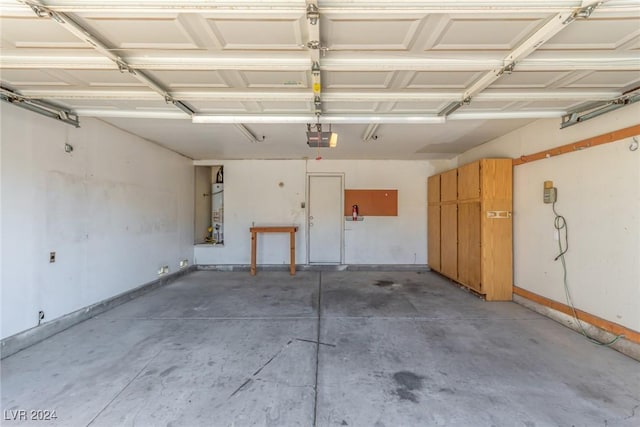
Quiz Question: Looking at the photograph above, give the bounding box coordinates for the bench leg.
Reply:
[290,231,296,275]
[251,232,257,276]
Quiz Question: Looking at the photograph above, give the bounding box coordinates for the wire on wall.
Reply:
[552,201,623,346]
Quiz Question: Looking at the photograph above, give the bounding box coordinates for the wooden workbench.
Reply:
[250,226,298,276]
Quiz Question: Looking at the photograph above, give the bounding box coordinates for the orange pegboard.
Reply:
[344,189,398,216]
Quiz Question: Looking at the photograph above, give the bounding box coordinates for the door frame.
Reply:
[306,173,345,264]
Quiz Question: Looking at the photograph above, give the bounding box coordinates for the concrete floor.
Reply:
[2,271,639,427]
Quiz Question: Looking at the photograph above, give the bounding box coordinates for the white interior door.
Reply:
[308,175,343,263]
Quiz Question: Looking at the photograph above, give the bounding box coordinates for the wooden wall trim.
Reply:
[514,286,640,344]
[513,124,640,166]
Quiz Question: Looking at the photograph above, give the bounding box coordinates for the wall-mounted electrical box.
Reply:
[543,181,557,204]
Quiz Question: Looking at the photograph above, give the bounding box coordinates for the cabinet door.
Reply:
[427,205,441,271]
[458,202,481,291]
[427,175,440,204]
[458,161,480,201]
[481,158,513,301]
[440,204,458,279]
[441,170,457,202]
[481,159,512,203]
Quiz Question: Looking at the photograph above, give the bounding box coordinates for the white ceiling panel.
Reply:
[324,71,394,89]
[392,100,447,113]
[324,17,422,51]
[432,18,544,50]
[565,71,640,88]
[189,101,251,113]
[1,68,143,89]
[240,71,308,88]
[492,71,572,88]
[407,71,481,89]
[461,100,517,112]
[323,101,379,113]
[543,19,640,50]
[2,1,638,160]
[56,98,177,111]
[61,69,143,87]
[516,100,585,111]
[81,17,200,50]
[208,18,304,50]
[146,70,230,88]
[260,101,311,113]
[1,69,70,87]
[1,17,90,49]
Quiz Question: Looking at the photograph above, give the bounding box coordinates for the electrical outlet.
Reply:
[179,259,188,269]
[49,252,56,263]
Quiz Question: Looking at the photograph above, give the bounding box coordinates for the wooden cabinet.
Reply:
[458,162,480,200]
[440,169,458,202]
[440,204,458,279]
[427,159,513,301]
[427,175,441,271]
[427,174,440,204]
[457,202,481,292]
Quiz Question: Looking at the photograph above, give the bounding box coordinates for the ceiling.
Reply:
[1,0,639,160]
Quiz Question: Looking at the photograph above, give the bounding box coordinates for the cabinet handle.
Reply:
[486,211,512,219]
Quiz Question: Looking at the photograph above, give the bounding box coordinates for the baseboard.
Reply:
[0,265,197,360]
[197,264,431,272]
[513,287,640,362]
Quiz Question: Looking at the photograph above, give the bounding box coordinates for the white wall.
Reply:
[1,105,194,339]
[308,160,433,264]
[456,104,640,332]
[194,160,307,265]
[194,159,436,265]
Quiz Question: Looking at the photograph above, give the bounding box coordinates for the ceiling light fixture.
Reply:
[448,111,565,120]
[193,115,445,124]
[233,123,264,143]
[362,123,379,141]
[73,109,570,123]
